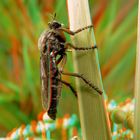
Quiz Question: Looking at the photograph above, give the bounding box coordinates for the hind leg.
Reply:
[57,78,77,97]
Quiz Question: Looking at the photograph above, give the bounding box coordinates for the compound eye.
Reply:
[55,23,61,28]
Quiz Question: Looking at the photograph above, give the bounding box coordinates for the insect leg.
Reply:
[56,54,64,65]
[64,42,97,51]
[59,54,67,72]
[59,25,93,35]
[57,78,77,97]
[61,72,102,95]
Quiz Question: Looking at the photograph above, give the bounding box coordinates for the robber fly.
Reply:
[38,14,102,120]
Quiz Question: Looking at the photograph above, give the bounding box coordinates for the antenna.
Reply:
[47,13,57,21]
[53,13,56,20]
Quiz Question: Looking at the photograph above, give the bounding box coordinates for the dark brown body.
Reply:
[39,23,67,120]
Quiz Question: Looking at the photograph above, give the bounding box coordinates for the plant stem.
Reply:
[67,0,111,139]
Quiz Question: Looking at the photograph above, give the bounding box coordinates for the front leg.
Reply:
[58,25,93,35]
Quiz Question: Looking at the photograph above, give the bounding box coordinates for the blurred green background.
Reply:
[0,0,137,137]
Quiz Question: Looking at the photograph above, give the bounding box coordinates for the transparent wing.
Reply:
[40,47,51,110]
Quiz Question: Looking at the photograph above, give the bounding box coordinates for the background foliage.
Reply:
[0,0,137,137]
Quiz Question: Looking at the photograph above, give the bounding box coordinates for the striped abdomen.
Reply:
[47,52,62,120]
